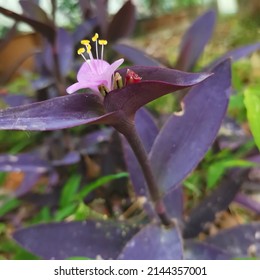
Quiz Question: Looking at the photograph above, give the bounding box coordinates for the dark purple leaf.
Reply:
[122,108,158,196]
[51,151,81,166]
[184,240,231,260]
[107,67,212,115]
[163,186,183,220]
[175,10,216,71]
[206,42,260,70]
[113,44,162,67]
[0,153,51,173]
[107,0,136,42]
[13,220,139,259]
[95,0,108,36]
[206,223,260,258]
[20,0,53,27]
[149,59,231,195]
[234,193,260,214]
[0,93,118,131]
[118,223,183,260]
[57,28,73,76]
[43,28,73,77]
[0,6,55,43]
[183,169,248,238]
[80,127,114,154]
[73,19,97,44]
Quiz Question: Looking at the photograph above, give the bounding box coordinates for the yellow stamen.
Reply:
[92,33,99,42]
[86,45,92,53]
[77,48,85,55]
[98,40,108,46]
[81,39,90,45]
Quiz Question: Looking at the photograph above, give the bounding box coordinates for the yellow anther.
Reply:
[86,45,92,53]
[98,39,108,45]
[81,39,90,45]
[92,33,99,42]
[77,48,85,55]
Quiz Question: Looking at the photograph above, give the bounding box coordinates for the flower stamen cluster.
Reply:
[66,33,124,95]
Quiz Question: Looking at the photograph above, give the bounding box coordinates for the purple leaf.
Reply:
[73,19,97,44]
[149,59,231,195]
[79,127,114,154]
[13,220,139,259]
[20,0,53,27]
[51,151,81,166]
[175,10,216,71]
[118,223,183,260]
[0,93,118,131]
[206,42,260,70]
[206,223,260,258]
[183,169,248,238]
[107,0,136,42]
[0,153,51,173]
[184,240,231,260]
[95,0,108,36]
[163,186,183,220]
[0,6,55,43]
[43,28,73,77]
[1,94,33,107]
[234,193,260,214]
[107,67,212,115]
[113,44,162,67]
[57,28,73,76]
[15,172,41,197]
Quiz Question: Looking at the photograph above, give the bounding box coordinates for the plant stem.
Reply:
[115,120,173,226]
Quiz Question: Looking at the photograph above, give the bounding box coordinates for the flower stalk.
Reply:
[114,119,173,226]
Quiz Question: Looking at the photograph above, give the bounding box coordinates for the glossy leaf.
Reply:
[184,240,231,260]
[106,67,212,115]
[0,6,55,43]
[149,59,231,195]
[113,44,162,67]
[107,0,136,42]
[206,223,260,258]
[175,10,216,71]
[244,86,260,152]
[206,42,260,70]
[13,220,139,259]
[118,223,183,260]
[183,169,248,238]
[0,93,117,131]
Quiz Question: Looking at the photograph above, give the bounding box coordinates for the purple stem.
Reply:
[114,119,173,226]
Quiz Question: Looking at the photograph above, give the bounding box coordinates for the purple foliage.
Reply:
[0,2,259,260]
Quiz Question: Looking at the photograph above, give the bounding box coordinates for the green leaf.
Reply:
[0,197,21,217]
[244,85,260,151]
[76,172,129,201]
[54,203,77,222]
[207,159,256,189]
[60,175,81,208]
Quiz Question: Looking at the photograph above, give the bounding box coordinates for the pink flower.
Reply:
[66,34,124,94]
